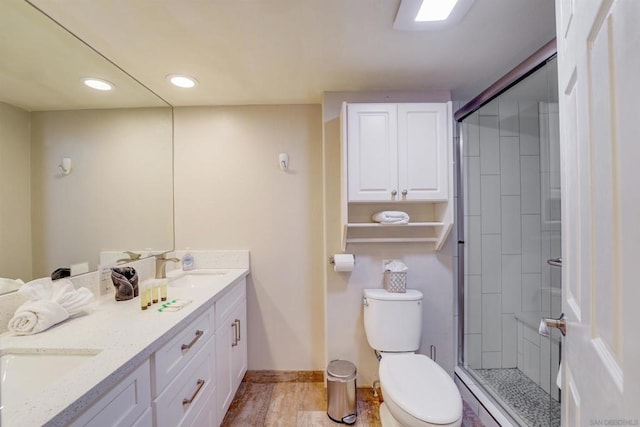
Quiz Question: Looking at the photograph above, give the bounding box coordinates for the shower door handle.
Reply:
[539,313,566,337]
[547,257,562,268]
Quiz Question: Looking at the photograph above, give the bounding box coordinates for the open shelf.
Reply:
[341,202,453,250]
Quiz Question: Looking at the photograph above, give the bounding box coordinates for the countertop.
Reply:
[0,268,249,427]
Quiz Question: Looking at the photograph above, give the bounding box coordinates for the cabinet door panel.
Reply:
[215,318,234,422]
[70,360,151,427]
[398,103,449,200]
[231,301,248,388]
[347,104,398,201]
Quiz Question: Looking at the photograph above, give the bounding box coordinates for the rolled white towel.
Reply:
[371,211,410,224]
[8,300,70,335]
[8,278,94,335]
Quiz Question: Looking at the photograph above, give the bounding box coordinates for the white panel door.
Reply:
[556,0,640,424]
[347,103,398,201]
[397,103,449,201]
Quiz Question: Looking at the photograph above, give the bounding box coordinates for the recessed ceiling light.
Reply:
[415,0,458,22]
[167,74,198,88]
[83,78,113,91]
[394,0,475,31]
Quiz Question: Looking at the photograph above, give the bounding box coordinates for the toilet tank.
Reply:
[363,289,423,352]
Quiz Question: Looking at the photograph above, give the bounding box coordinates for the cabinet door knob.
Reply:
[402,189,408,196]
[391,190,397,196]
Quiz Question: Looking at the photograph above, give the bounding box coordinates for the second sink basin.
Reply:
[168,269,230,288]
[1,349,100,410]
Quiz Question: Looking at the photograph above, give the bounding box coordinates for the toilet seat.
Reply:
[379,354,462,426]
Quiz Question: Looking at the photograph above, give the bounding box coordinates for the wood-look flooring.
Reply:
[222,371,379,426]
[222,370,484,427]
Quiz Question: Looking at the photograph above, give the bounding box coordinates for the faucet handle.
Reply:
[123,251,142,260]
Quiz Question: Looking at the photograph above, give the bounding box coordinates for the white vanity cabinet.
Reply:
[66,274,249,427]
[152,306,216,427]
[215,279,248,425]
[340,102,454,250]
[153,334,216,427]
[69,360,152,427]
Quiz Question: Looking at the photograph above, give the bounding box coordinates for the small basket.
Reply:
[384,271,407,293]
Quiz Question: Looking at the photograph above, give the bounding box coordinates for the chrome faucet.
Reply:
[155,254,180,279]
[116,251,142,264]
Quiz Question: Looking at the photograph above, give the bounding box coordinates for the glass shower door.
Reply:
[460,57,561,427]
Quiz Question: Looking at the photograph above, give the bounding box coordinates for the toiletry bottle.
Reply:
[140,281,149,310]
[182,249,194,271]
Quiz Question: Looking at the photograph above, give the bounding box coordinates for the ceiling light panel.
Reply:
[415,0,458,22]
[394,0,475,31]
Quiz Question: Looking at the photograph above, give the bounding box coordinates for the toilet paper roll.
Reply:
[333,254,355,272]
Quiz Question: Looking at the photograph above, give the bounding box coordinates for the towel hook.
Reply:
[58,157,72,175]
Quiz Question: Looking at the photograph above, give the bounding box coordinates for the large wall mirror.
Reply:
[0,0,174,294]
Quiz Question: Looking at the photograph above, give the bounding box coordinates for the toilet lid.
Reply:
[379,354,462,424]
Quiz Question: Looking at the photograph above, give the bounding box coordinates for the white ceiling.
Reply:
[27,0,556,107]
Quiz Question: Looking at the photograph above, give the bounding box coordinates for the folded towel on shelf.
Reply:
[8,278,94,335]
[371,211,410,224]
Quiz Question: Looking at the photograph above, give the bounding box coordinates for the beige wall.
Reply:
[173,105,325,370]
[0,102,32,280]
[30,108,173,277]
[322,91,457,386]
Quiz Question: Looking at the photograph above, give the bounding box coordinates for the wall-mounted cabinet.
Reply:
[340,102,453,250]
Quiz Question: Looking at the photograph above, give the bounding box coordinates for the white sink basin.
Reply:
[1,350,100,410]
[168,270,230,288]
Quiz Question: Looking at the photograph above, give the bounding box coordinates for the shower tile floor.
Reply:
[474,368,560,427]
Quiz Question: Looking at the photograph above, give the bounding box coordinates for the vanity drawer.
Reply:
[153,306,214,394]
[70,360,151,427]
[215,278,246,327]
[154,336,216,427]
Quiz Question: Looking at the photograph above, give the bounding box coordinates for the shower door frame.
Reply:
[454,39,559,424]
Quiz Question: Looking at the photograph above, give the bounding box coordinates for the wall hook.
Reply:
[279,153,289,171]
[59,157,72,175]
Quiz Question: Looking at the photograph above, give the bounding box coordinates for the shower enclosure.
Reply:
[458,55,562,426]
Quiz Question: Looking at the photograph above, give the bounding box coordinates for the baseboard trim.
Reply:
[244,370,324,383]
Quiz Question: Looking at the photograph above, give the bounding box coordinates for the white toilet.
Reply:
[363,289,462,427]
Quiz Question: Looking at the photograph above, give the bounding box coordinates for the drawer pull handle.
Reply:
[182,379,205,408]
[181,330,204,353]
[231,322,238,347]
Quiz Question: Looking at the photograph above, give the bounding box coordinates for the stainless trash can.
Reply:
[327,360,357,424]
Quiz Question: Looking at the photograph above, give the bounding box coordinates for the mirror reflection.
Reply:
[0,0,174,293]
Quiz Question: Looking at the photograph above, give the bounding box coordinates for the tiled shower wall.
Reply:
[462,98,561,392]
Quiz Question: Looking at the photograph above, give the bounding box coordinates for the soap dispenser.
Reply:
[182,249,194,271]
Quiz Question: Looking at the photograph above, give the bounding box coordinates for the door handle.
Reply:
[539,313,566,336]
[547,257,562,268]
[235,319,241,342]
[231,322,238,347]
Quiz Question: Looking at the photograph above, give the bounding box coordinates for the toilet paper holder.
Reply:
[329,255,356,265]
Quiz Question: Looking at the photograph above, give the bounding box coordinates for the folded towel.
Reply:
[371,211,410,224]
[111,267,139,301]
[8,278,94,335]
